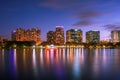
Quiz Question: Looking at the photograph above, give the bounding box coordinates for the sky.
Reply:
[0,0,120,41]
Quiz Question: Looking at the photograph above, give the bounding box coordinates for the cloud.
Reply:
[39,0,120,10]
[73,20,93,27]
[72,10,109,27]
[39,0,80,9]
[75,10,112,19]
[78,10,104,19]
[104,24,120,30]
[39,0,119,9]
[70,0,118,28]
[72,20,102,27]
[39,0,119,28]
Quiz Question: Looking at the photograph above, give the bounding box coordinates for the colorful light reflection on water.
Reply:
[0,48,120,80]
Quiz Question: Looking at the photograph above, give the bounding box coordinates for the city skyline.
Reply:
[1,26,120,42]
[1,0,120,41]
[10,27,120,43]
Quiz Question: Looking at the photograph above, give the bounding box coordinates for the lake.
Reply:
[0,48,120,80]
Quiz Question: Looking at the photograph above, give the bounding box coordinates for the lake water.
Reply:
[0,48,120,80]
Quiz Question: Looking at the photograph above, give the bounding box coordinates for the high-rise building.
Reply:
[86,30,100,43]
[66,29,82,43]
[25,29,31,41]
[12,28,41,44]
[29,28,41,44]
[12,28,25,41]
[111,30,120,42]
[55,26,65,45]
[47,31,55,44]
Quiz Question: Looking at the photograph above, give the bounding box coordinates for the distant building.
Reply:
[12,28,25,41]
[66,29,82,43]
[86,30,100,43]
[0,36,3,42]
[111,30,120,42]
[29,28,41,44]
[55,26,65,45]
[0,36,3,46]
[47,31,55,45]
[12,28,41,45]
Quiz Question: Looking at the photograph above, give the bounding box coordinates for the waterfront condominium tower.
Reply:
[29,28,41,45]
[66,29,83,43]
[12,28,41,45]
[12,28,25,41]
[47,31,55,45]
[55,26,65,45]
[86,30,100,43]
[111,30,120,42]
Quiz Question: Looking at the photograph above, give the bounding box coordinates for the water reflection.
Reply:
[2,49,5,67]
[32,49,38,79]
[0,49,5,74]
[40,48,43,65]
[0,48,120,80]
[93,49,99,76]
[73,48,81,79]
[9,49,17,80]
[23,49,26,65]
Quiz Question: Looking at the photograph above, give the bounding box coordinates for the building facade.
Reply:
[55,26,65,45]
[47,31,55,45]
[111,30,120,42]
[86,30,100,43]
[12,28,25,41]
[0,36,3,46]
[66,29,82,43]
[0,36,3,42]
[12,28,41,45]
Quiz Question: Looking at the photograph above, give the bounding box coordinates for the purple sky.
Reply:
[0,0,120,41]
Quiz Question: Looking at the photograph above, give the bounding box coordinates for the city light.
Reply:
[0,27,120,49]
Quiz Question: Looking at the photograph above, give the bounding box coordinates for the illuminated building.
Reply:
[66,29,83,43]
[47,31,55,44]
[29,28,41,44]
[12,28,41,44]
[0,36,3,46]
[0,36,3,42]
[111,30,120,42]
[55,26,65,45]
[25,29,31,41]
[12,28,25,41]
[86,30,100,43]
